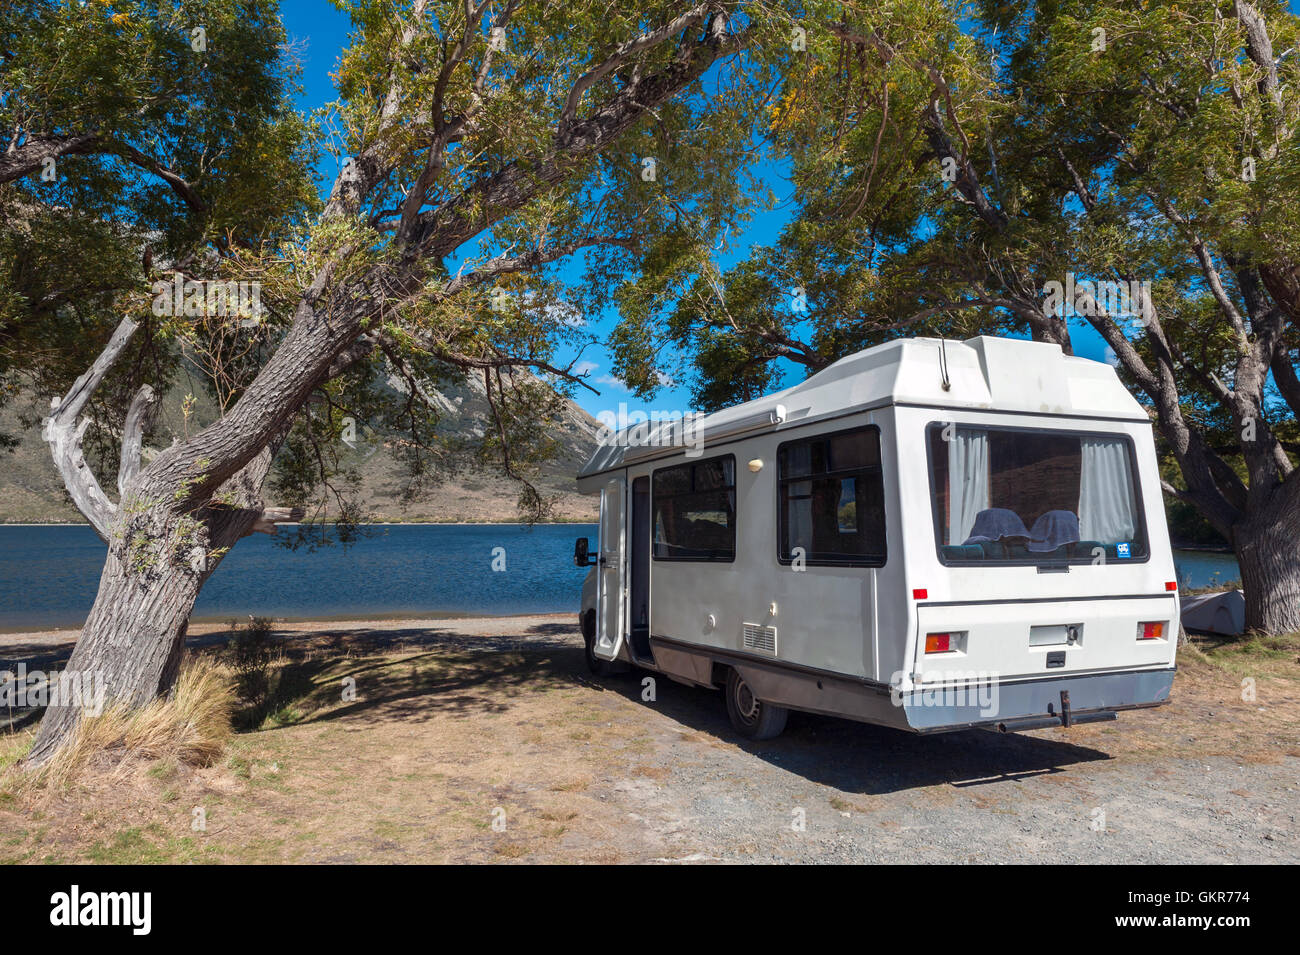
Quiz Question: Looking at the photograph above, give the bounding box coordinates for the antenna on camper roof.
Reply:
[938,338,952,391]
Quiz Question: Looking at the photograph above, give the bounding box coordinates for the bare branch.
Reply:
[117,384,161,496]
[109,142,208,213]
[42,315,140,540]
[1148,192,1249,338]
[1271,346,1300,417]
[438,234,638,299]
[1055,146,1096,212]
[248,505,307,536]
[1159,479,1198,505]
[559,3,712,130]
[1234,1,1284,111]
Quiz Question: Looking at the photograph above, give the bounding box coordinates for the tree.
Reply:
[8,0,789,764]
[619,0,1300,634]
[1,0,319,457]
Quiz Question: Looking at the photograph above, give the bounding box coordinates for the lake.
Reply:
[0,524,1240,632]
[0,523,598,632]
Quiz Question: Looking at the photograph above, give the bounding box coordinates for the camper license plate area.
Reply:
[1029,623,1083,647]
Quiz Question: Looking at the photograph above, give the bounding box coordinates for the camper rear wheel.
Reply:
[725,669,789,740]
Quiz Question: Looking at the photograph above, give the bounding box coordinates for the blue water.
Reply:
[0,523,597,631]
[0,524,1239,631]
[1172,549,1243,592]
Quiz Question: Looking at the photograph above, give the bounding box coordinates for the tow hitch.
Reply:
[993,691,1118,733]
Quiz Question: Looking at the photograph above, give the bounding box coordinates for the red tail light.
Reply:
[912,588,928,600]
[1165,581,1178,592]
[1137,621,1166,641]
[925,633,952,653]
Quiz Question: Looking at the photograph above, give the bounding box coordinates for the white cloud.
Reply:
[572,360,598,376]
[595,374,629,390]
[544,300,585,327]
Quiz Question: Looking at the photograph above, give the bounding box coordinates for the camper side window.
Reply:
[777,427,887,567]
[651,456,736,561]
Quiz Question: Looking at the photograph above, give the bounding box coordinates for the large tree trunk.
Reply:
[25,439,289,766]
[1233,477,1300,635]
[26,513,207,764]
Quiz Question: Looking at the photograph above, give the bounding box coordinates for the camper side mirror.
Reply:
[574,537,594,567]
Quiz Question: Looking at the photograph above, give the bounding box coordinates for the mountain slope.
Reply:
[0,374,600,524]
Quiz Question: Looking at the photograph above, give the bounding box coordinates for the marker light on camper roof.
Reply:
[925,633,952,653]
[1137,622,1165,641]
[1165,581,1178,591]
[912,588,928,600]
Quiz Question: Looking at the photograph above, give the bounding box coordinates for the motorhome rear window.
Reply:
[925,423,1148,565]
[652,455,736,561]
[777,426,887,567]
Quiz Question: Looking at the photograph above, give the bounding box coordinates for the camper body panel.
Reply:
[636,408,903,686]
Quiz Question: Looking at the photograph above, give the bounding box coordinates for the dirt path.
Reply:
[2,615,1297,864]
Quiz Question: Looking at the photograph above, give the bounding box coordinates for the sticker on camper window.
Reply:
[1116,542,1131,558]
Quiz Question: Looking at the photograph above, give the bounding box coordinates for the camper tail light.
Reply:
[925,632,954,653]
[1137,621,1166,641]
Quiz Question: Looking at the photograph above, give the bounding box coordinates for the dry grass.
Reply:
[19,657,234,792]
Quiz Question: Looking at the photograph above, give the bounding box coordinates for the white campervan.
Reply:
[574,336,1180,740]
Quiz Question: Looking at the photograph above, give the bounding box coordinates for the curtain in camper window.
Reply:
[928,423,1147,563]
[785,443,814,552]
[948,428,990,545]
[1079,437,1138,544]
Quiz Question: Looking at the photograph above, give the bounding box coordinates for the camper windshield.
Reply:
[926,423,1148,564]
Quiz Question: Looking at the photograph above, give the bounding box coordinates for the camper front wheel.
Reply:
[725,669,789,740]
[582,613,626,676]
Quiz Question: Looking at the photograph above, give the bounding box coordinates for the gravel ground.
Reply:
[3,614,1296,864]
[569,652,1298,864]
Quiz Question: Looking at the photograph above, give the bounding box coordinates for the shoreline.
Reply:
[0,610,577,644]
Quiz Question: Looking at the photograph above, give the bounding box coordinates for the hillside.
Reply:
[0,371,601,524]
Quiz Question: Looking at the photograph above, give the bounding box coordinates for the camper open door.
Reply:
[594,477,626,664]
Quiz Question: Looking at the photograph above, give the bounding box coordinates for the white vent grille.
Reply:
[742,623,778,654]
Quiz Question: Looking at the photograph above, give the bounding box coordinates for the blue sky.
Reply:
[277,1,1281,421]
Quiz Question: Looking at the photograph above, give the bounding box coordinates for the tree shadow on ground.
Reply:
[249,627,586,730]
[265,620,1115,796]
[3,620,1117,796]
